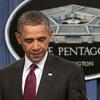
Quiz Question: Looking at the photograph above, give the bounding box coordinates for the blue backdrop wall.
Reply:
[0,0,100,100]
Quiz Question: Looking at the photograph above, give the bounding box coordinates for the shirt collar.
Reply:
[24,52,48,71]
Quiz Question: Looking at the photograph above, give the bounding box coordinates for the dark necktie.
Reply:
[24,64,37,100]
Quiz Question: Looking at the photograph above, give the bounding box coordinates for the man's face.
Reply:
[16,24,52,63]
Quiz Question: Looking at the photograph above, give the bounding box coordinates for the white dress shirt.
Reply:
[22,52,48,94]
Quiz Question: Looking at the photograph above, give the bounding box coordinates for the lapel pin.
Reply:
[48,73,53,76]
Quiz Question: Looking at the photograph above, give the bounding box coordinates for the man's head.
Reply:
[16,10,52,63]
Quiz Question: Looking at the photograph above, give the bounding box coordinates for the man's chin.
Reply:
[30,57,43,63]
[29,53,45,62]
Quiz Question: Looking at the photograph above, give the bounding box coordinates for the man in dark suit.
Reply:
[0,10,88,100]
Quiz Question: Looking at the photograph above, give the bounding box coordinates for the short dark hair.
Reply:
[17,10,50,33]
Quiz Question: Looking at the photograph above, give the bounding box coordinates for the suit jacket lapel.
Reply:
[11,58,24,100]
[36,55,57,100]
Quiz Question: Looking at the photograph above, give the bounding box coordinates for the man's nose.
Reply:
[32,40,40,50]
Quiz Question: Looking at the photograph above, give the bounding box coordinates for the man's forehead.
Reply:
[23,33,49,38]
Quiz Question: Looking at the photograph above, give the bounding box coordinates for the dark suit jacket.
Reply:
[0,54,88,100]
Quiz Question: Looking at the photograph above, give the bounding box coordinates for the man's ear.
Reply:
[15,32,21,45]
[49,29,53,40]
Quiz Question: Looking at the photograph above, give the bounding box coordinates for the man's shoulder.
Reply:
[47,54,82,75]
[48,54,77,67]
[0,58,24,74]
